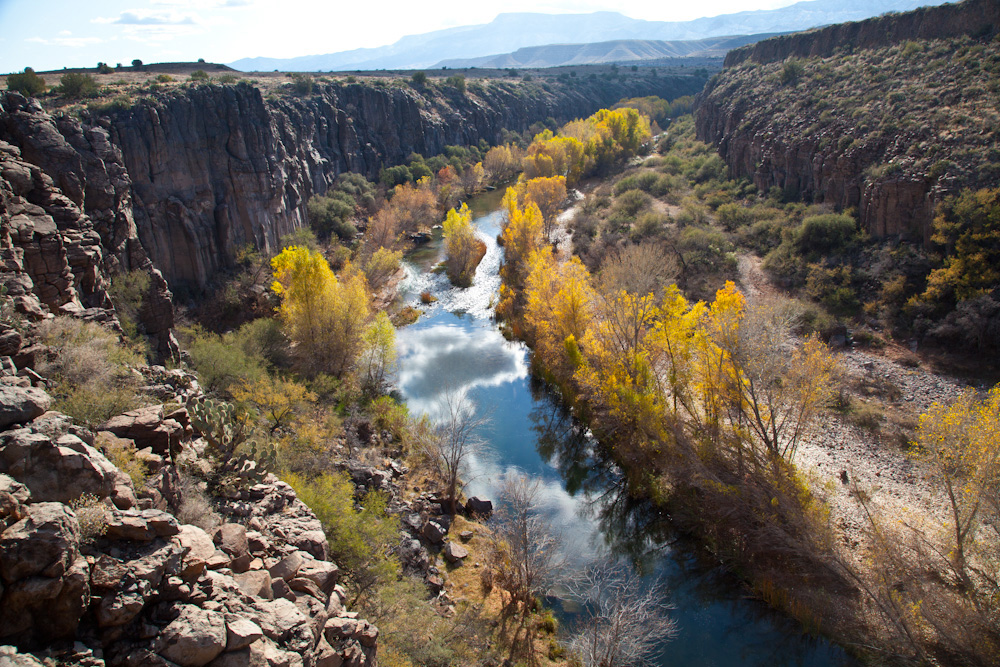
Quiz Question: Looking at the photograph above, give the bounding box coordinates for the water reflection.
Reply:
[395,204,854,666]
[396,321,528,419]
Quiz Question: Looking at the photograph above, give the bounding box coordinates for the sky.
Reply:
[0,0,802,73]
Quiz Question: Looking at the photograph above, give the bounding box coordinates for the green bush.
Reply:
[290,73,314,95]
[108,269,151,342]
[307,193,359,241]
[184,327,266,394]
[7,68,47,96]
[411,71,428,86]
[444,74,466,93]
[155,74,173,83]
[613,189,652,218]
[794,213,857,254]
[285,471,400,598]
[216,73,238,84]
[189,70,209,82]
[59,72,99,98]
[97,433,149,488]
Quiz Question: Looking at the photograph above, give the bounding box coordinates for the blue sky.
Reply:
[0,0,800,73]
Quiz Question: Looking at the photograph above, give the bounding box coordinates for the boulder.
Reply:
[157,604,227,666]
[233,570,273,600]
[0,502,80,583]
[172,525,217,578]
[267,552,304,582]
[0,385,50,429]
[0,645,44,666]
[0,326,23,357]
[443,541,469,564]
[297,559,339,594]
[225,616,263,651]
[214,523,249,559]
[104,510,154,542]
[0,473,29,528]
[0,428,117,503]
[421,520,446,544]
[465,497,493,518]
[99,405,183,454]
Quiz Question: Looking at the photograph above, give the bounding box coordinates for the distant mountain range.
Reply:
[229,0,952,72]
[434,34,784,69]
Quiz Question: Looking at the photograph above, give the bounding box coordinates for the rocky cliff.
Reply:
[723,0,1000,67]
[0,94,177,359]
[696,0,1000,239]
[0,73,700,352]
[106,76,703,289]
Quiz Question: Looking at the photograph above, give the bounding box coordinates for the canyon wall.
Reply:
[696,0,1000,240]
[0,73,701,353]
[105,76,702,288]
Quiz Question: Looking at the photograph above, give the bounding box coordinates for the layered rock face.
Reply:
[696,0,1000,240]
[0,94,177,359]
[724,0,1000,67]
[106,76,704,288]
[1,74,702,334]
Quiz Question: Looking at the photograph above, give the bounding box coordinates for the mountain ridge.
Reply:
[230,0,951,72]
[433,34,785,69]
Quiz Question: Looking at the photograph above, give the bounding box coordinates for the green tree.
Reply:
[411,71,428,86]
[6,68,47,97]
[59,72,98,98]
[285,471,400,604]
[360,311,396,395]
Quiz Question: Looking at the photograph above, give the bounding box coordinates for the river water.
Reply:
[394,196,854,666]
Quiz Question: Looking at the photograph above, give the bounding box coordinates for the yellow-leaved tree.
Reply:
[443,203,484,287]
[271,246,370,378]
[913,386,1000,582]
[514,175,567,237]
[523,247,596,380]
[497,189,545,323]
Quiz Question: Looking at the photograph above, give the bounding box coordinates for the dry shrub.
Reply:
[176,475,222,531]
[69,493,108,542]
[38,317,145,428]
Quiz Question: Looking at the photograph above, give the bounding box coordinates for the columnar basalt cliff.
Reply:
[696,0,1000,240]
[0,72,701,350]
[105,76,703,289]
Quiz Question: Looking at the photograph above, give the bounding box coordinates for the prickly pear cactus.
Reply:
[188,398,278,490]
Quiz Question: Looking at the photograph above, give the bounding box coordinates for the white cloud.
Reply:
[26,36,104,48]
[93,9,199,26]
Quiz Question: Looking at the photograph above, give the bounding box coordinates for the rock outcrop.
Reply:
[723,0,1000,67]
[695,0,1000,240]
[0,94,178,359]
[0,384,378,667]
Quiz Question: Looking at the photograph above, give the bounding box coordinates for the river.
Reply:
[394,194,855,666]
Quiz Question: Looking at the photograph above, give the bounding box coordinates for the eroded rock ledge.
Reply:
[0,377,376,667]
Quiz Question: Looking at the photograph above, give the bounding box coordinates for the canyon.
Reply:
[696,0,1000,240]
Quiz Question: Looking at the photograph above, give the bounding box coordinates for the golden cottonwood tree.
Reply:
[515,175,567,237]
[271,246,370,378]
[497,190,545,322]
[443,203,484,287]
[913,386,1000,580]
[523,248,596,379]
